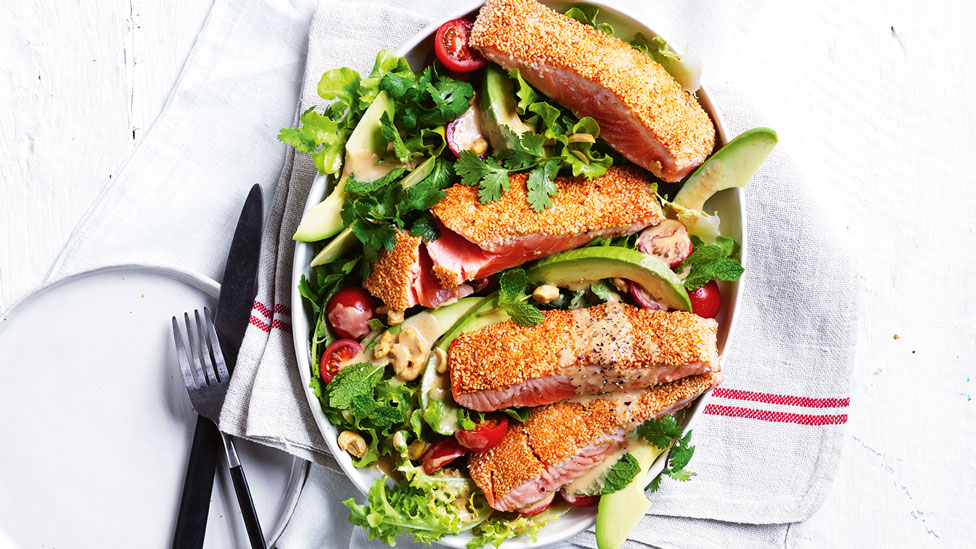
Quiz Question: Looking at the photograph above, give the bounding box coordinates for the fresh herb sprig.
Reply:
[600,453,641,494]
[497,268,545,326]
[681,235,744,291]
[636,415,697,491]
[564,3,614,35]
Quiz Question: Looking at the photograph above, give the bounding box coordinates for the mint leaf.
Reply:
[380,112,408,162]
[682,235,744,291]
[498,268,529,302]
[600,453,641,494]
[503,301,545,326]
[326,362,386,409]
[344,167,405,194]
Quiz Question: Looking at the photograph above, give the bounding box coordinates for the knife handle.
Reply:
[221,433,267,549]
[173,416,220,549]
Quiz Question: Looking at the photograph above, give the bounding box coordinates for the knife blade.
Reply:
[173,184,264,549]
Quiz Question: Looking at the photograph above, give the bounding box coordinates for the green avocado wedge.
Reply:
[293,91,397,242]
[526,247,692,312]
[479,66,534,151]
[595,442,668,549]
[672,127,778,211]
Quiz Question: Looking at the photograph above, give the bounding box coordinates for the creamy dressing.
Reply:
[451,102,490,154]
[561,436,644,496]
[343,148,401,182]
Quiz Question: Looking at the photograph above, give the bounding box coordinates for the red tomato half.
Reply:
[560,491,600,507]
[434,19,486,72]
[636,219,693,267]
[320,339,362,385]
[455,415,509,452]
[688,280,722,319]
[326,287,374,340]
[421,438,468,474]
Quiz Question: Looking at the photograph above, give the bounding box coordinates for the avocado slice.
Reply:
[309,225,357,267]
[293,91,398,242]
[526,247,691,312]
[479,66,534,151]
[595,442,667,549]
[673,127,778,211]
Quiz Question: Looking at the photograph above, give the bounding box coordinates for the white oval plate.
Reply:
[0,264,307,548]
[292,2,744,547]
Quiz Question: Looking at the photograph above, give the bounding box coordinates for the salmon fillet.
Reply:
[450,303,719,411]
[363,231,471,315]
[470,0,715,182]
[427,166,662,287]
[468,372,721,512]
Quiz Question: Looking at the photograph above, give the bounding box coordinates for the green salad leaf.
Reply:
[467,504,568,548]
[564,3,614,35]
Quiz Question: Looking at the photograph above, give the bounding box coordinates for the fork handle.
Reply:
[221,433,267,549]
[173,416,220,549]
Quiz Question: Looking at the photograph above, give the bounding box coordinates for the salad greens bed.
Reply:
[283,3,756,547]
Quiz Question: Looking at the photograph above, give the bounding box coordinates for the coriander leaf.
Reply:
[525,160,560,212]
[515,130,547,157]
[496,148,536,171]
[350,218,398,252]
[478,170,511,204]
[409,215,440,242]
[600,453,641,494]
[502,408,532,422]
[647,474,663,493]
[344,167,405,194]
[498,268,529,302]
[380,112,408,162]
[636,415,684,448]
[456,150,492,187]
[326,362,386,409]
[503,301,545,327]
[668,430,696,471]
[667,468,695,482]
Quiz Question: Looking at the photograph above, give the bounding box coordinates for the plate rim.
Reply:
[0,262,308,547]
[290,2,745,546]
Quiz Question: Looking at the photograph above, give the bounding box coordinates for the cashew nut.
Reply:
[532,284,560,304]
[338,431,367,459]
[373,330,395,359]
[387,309,405,326]
[434,347,449,374]
[390,326,425,381]
[612,277,628,292]
[392,431,407,451]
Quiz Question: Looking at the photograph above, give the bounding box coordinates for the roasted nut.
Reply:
[391,327,425,381]
[532,284,560,304]
[567,133,596,144]
[434,347,449,374]
[338,431,367,459]
[612,277,628,292]
[373,330,395,359]
[407,440,427,461]
[387,309,405,326]
[470,138,489,156]
[392,431,407,451]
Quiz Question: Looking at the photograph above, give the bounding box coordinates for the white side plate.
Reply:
[0,264,306,548]
[291,2,745,547]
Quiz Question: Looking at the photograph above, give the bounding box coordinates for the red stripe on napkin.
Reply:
[703,404,848,426]
[249,315,292,333]
[253,301,273,318]
[712,388,850,409]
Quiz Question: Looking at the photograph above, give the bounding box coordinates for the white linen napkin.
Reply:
[48,0,858,546]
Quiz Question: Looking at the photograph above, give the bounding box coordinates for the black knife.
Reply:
[173,184,264,549]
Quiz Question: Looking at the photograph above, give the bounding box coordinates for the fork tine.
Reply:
[193,309,217,386]
[184,311,209,387]
[203,306,230,383]
[172,316,197,391]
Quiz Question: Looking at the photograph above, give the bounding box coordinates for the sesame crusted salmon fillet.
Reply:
[470,0,716,182]
[362,231,472,317]
[427,166,663,287]
[468,372,721,512]
[450,303,719,412]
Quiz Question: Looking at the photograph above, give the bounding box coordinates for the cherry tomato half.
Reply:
[455,415,509,452]
[518,493,555,517]
[434,19,486,72]
[320,339,363,385]
[629,282,666,310]
[636,219,693,267]
[421,437,469,474]
[560,491,601,507]
[688,280,722,319]
[326,287,374,340]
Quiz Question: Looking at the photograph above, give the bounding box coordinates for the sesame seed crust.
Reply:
[467,372,721,505]
[469,0,715,181]
[450,303,719,396]
[362,230,421,313]
[431,166,662,251]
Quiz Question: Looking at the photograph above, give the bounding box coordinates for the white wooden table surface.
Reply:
[1,0,973,547]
